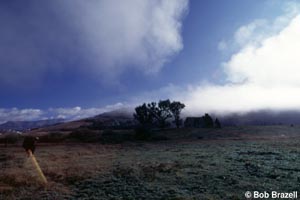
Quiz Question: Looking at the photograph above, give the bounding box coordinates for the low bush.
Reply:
[0,134,21,146]
[151,134,169,141]
[101,130,133,144]
[134,126,152,141]
[68,129,101,142]
[39,132,67,143]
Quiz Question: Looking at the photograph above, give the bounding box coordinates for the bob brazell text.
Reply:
[247,191,298,199]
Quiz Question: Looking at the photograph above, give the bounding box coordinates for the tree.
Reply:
[215,118,221,128]
[133,99,185,129]
[133,103,154,127]
[170,101,185,128]
[156,99,172,128]
[133,99,185,128]
[133,103,156,140]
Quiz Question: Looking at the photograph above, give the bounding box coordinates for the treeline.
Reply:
[133,99,221,129]
[134,99,185,129]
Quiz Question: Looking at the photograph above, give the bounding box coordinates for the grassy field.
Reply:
[1,126,300,199]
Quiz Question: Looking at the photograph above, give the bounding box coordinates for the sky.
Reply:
[1,0,300,123]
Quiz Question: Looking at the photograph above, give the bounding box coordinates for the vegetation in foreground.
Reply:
[1,126,300,199]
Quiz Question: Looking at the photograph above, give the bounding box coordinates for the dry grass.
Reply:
[1,126,300,199]
[0,143,120,199]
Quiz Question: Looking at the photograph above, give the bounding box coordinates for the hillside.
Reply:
[28,110,135,135]
[0,118,64,131]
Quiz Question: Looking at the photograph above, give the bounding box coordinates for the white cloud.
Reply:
[225,15,300,86]
[140,8,300,114]
[0,0,188,86]
[0,108,43,124]
[219,2,300,53]
[4,1,300,118]
[0,103,127,124]
[183,12,300,113]
[233,19,267,46]
[69,0,188,77]
[48,103,126,121]
[181,83,300,114]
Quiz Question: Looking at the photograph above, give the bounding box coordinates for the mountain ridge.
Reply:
[0,118,65,131]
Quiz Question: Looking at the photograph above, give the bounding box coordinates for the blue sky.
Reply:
[1,0,300,123]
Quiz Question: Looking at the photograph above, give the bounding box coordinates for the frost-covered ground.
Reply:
[1,126,300,199]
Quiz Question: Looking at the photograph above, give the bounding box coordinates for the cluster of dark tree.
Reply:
[184,113,221,128]
[134,99,185,129]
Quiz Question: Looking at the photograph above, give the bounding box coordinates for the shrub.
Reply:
[68,129,101,142]
[134,126,152,141]
[3,134,20,145]
[101,130,133,144]
[39,132,67,143]
[151,134,169,141]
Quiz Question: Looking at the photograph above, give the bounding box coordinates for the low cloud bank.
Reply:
[168,6,300,114]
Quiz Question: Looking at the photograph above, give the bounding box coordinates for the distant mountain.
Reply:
[28,109,135,133]
[0,118,65,131]
[93,108,134,119]
[88,108,136,129]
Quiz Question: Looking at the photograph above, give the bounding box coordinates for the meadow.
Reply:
[1,126,300,199]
